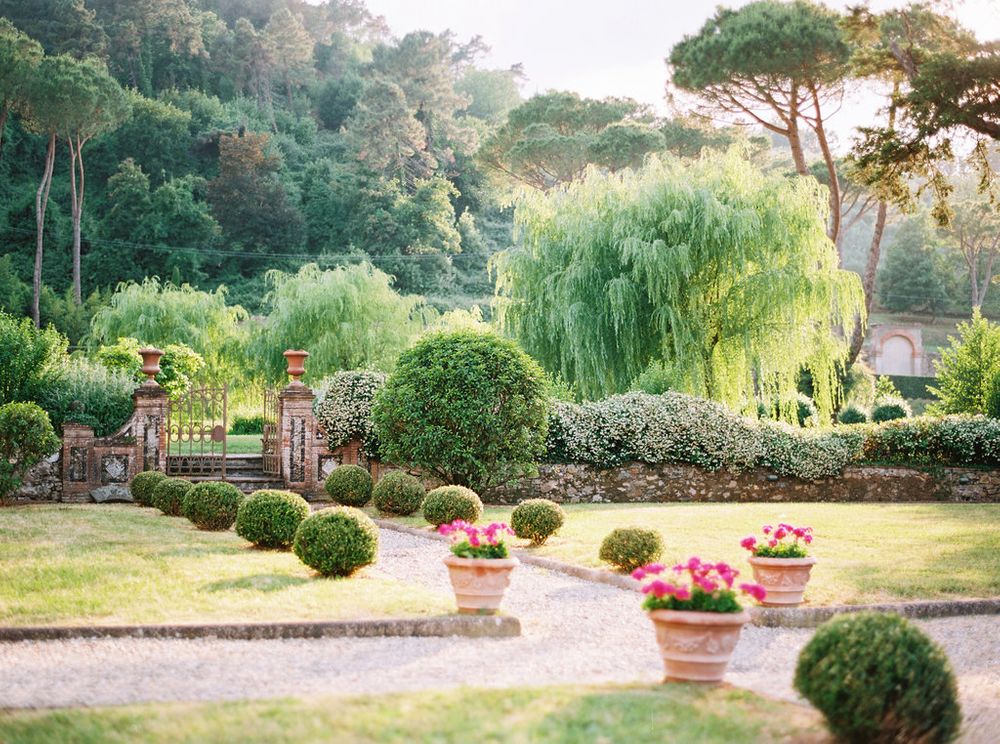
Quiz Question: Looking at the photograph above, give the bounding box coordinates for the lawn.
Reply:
[225,433,262,454]
[0,505,450,626]
[389,502,1000,606]
[0,683,822,744]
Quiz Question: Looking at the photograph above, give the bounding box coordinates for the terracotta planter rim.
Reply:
[443,555,519,569]
[748,556,817,567]
[648,609,750,626]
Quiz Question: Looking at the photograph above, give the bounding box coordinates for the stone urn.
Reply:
[282,349,309,384]
[648,609,750,683]
[443,555,518,614]
[747,556,817,607]
[138,347,164,385]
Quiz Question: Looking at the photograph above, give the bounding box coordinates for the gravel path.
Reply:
[1,529,997,742]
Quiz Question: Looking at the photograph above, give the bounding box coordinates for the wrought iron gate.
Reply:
[166,384,227,478]
[261,388,280,476]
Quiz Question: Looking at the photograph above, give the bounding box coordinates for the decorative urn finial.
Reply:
[283,349,309,385]
[138,347,164,386]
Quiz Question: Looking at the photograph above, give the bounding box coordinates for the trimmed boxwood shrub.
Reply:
[599,527,663,572]
[422,485,483,527]
[236,490,311,549]
[324,464,373,507]
[292,506,379,576]
[872,395,912,422]
[837,403,869,425]
[372,470,424,516]
[511,498,565,545]
[151,477,193,516]
[794,613,961,744]
[182,481,245,530]
[130,470,167,507]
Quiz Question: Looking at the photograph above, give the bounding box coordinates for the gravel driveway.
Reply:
[1,528,997,742]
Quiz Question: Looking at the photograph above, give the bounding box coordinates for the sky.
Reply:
[357,0,1000,151]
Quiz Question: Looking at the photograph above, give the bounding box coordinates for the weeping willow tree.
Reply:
[492,151,865,419]
[249,263,435,382]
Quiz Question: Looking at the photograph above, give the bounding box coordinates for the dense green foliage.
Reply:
[861,415,1000,467]
[794,613,960,744]
[151,477,193,517]
[598,528,663,572]
[372,331,549,491]
[323,464,373,508]
[929,310,1000,415]
[510,499,565,545]
[235,489,310,550]
[0,311,65,404]
[422,485,483,527]
[494,153,864,413]
[292,507,379,577]
[837,403,869,425]
[0,401,59,500]
[371,470,425,516]
[871,396,912,423]
[36,359,136,435]
[182,481,245,531]
[229,415,264,435]
[129,470,166,507]
[314,371,386,458]
[96,337,203,398]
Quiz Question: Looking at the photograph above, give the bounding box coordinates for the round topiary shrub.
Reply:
[599,527,663,572]
[422,485,483,527]
[872,395,913,423]
[292,506,379,576]
[182,481,245,531]
[511,498,565,545]
[324,464,373,507]
[372,470,425,516]
[129,470,167,507]
[837,403,869,425]
[235,489,311,549]
[151,477,193,516]
[794,612,960,744]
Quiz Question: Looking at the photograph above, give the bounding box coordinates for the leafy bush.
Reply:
[372,470,424,516]
[872,396,912,423]
[372,330,549,492]
[182,481,244,530]
[928,308,1000,414]
[292,507,379,576]
[236,490,311,549]
[151,477,193,516]
[36,359,137,436]
[314,371,386,458]
[229,415,264,435]
[96,337,204,398]
[0,311,66,405]
[888,375,936,401]
[837,403,869,425]
[794,613,961,744]
[422,485,484,527]
[130,470,167,507]
[599,527,663,572]
[324,464,373,507]
[988,370,1000,419]
[757,423,863,481]
[511,499,565,545]
[0,402,60,501]
[862,415,1000,467]
[760,393,818,427]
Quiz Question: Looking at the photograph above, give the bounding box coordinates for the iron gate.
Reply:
[166,384,227,478]
[262,388,280,477]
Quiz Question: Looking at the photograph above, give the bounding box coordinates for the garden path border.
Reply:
[0,615,520,643]
[375,520,1000,629]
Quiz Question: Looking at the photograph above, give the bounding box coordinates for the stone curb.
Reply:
[375,520,1000,628]
[0,615,521,643]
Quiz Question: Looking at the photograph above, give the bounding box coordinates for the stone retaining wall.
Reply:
[484,462,1000,504]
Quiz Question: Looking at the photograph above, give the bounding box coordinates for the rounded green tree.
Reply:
[372,330,549,492]
[324,464,373,507]
[182,481,245,531]
[235,490,310,550]
[293,507,379,577]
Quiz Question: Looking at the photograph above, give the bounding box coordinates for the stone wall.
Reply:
[483,461,1000,505]
[11,453,63,502]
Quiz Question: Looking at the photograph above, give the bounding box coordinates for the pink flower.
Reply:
[792,527,805,538]
[468,532,480,547]
[762,525,773,535]
[774,528,787,540]
[768,539,778,548]
[740,583,768,602]
[694,576,718,592]
[740,536,757,552]
[632,567,646,580]
[803,534,813,544]
[642,580,675,599]
[674,586,691,601]
[644,563,665,575]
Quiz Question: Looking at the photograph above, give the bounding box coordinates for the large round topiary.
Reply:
[130,470,167,507]
[292,506,379,576]
[235,489,311,549]
[372,470,425,516]
[599,527,663,572]
[151,477,193,516]
[794,612,960,744]
[371,330,549,493]
[872,396,912,423]
[511,498,565,545]
[182,481,245,530]
[324,464,373,507]
[422,485,483,527]
[837,403,869,425]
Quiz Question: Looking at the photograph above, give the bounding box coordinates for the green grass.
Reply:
[389,502,1000,606]
[0,683,823,744]
[225,433,262,454]
[0,505,450,625]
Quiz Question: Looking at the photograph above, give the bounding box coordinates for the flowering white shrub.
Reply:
[314,371,387,457]
[863,415,1000,466]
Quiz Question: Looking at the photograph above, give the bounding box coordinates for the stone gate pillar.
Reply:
[133,348,169,473]
[278,350,321,497]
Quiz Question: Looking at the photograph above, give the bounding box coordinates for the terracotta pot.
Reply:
[443,555,518,614]
[649,609,750,683]
[282,349,309,384]
[138,347,164,385]
[748,556,817,607]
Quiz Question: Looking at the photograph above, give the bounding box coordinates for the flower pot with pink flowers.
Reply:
[740,523,817,607]
[439,520,518,615]
[634,558,766,683]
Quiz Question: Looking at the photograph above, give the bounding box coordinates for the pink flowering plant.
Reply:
[633,557,767,612]
[740,523,813,558]
[438,520,514,559]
